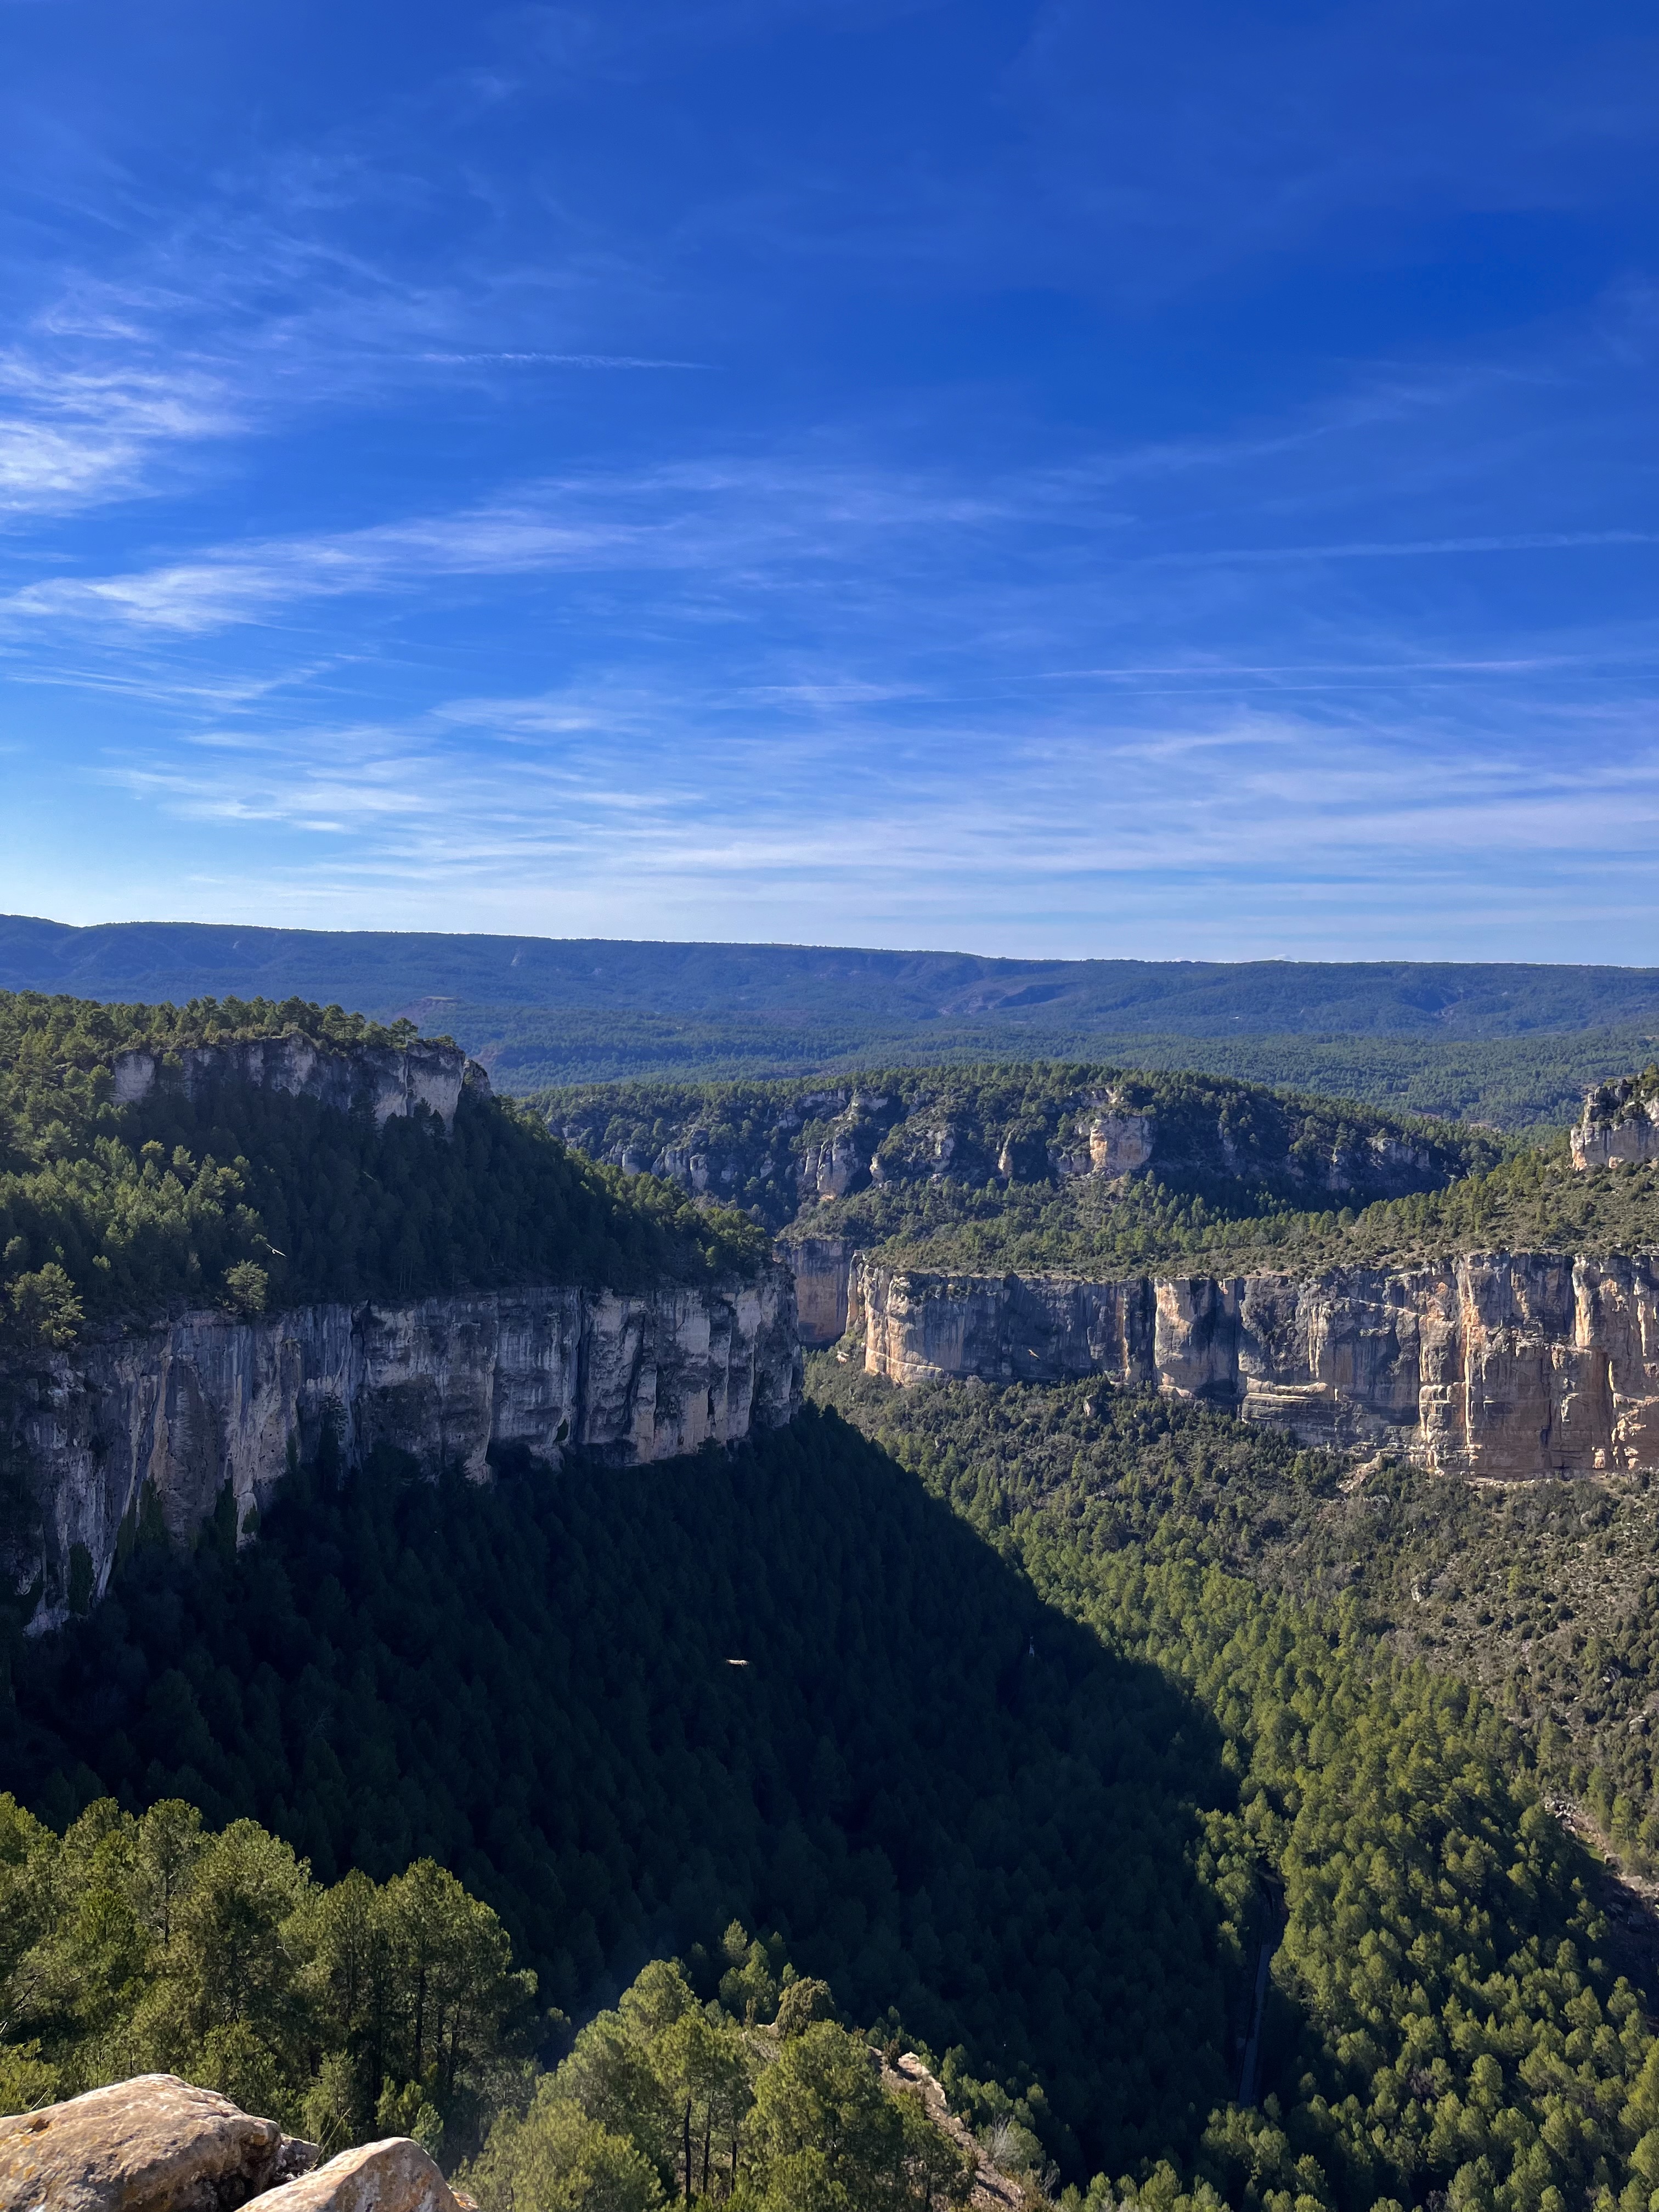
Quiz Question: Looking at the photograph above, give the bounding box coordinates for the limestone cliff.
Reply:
[1574,1069,1659,1171]
[112,1031,487,1131]
[5,1269,799,1631]
[853,1250,1659,1481]
[792,1235,857,1346]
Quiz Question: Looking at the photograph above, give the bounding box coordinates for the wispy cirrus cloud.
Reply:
[420,349,712,369]
[82,672,1659,952]
[1,0,1653,957]
[0,351,243,516]
[0,454,1008,631]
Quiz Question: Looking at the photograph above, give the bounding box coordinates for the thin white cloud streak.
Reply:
[0,352,242,515]
[93,685,1659,899]
[0,458,1011,631]
[420,350,711,369]
[4,472,1651,640]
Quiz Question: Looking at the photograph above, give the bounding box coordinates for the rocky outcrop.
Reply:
[5,1272,800,1629]
[0,2076,463,2212]
[112,1035,486,1133]
[0,2074,317,2212]
[255,2138,462,2212]
[1574,1072,1659,1171]
[854,1251,1659,1481]
[1052,1109,1156,1181]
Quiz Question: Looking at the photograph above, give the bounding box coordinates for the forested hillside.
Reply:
[811,1362,1659,1885]
[0,992,762,1340]
[0,1793,989,2207]
[540,1062,1500,1237]
[2,917,1652,1120]
[832,1125,1659,1280]
[4,1402,1655,2207]
[0,1414,1235,2181]
[537,1056,1659,1283]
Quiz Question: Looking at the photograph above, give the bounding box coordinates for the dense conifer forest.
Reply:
[4,998,1659,2208]
[810,1361,1659,1883]
[0,992,763,1339]
[830,1135,1659,1280]
[4,1398,1657,2208]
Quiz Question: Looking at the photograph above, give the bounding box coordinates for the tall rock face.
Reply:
[792,1236,857,1348]
[1573,1073,1659,1171]
[6,1269,799,1630]
[112,1033,487,1131]
[854,1251,1659,1481]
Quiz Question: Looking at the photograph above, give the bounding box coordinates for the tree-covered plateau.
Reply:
[0,991,763,1343]
[3,1402,1656,2209]
[489,1017,1657,1130]
[8,913,1655,1122]
[828,1133,1659,1281]
[538,1062,1501,1239]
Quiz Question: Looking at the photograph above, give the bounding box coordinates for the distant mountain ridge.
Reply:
[5,915,1655,1121]
[5,912,1656,1035]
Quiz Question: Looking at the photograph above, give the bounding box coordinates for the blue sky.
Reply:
[0,0,1654,959]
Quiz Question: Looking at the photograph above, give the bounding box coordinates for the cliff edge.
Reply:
[111,1031,488,1133]
[6,1267,800,1633]
[1573,1066,1659,1171]
[848,1249,1659,1482]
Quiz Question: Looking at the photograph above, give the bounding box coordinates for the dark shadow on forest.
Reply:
[0,1404,1255,2176]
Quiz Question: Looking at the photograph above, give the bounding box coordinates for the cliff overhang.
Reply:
[3,1267,800,1631]
[834,1247,1659,1484]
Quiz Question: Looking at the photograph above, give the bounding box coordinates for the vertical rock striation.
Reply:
[111,1034,487,1131]
[792,1236,857,1347]
[5,1269,799,1630]
[853,1251,1659,1480]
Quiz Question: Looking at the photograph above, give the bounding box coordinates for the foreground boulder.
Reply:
[253,2139,464,2212]
[0,2074,315,2211]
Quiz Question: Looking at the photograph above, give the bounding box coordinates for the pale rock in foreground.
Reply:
[0,2074,315,2212]
[252,2138,465,2212]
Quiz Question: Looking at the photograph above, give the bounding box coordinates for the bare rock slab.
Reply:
[253,2140,461,2212]
[0,2073,311,2212]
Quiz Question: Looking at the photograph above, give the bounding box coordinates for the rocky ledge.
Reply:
[7,1271,800,1629]
[1574,1071,1659,1171]
[849,1250,1659,1481]
[0,2073,468,2212]
[111,1033,488,1133]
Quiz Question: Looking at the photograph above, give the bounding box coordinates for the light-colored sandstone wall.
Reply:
[6,1269,800,1631]
[853,1250,1659,1481]
[111,1034,487,1132]
[792,1236,856,1347]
